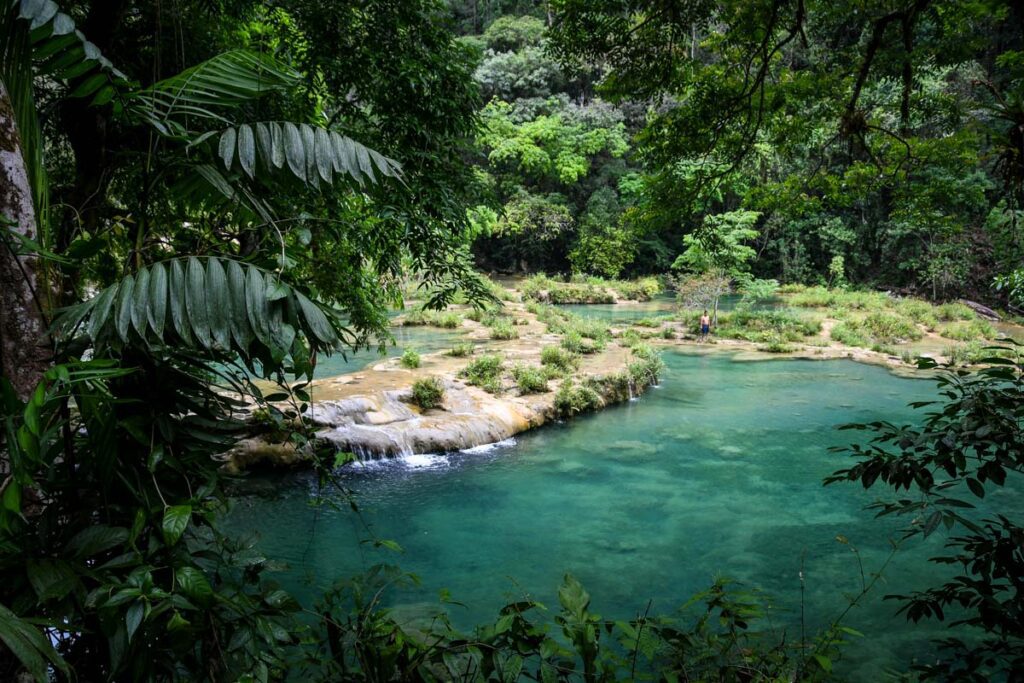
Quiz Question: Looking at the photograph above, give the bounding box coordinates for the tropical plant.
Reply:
[0,2,483,679]
[827,343,1024,679]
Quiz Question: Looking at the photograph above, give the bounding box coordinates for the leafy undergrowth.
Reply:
[777,286,1004,354]
[678,309,821,344]
[410,377,444,409]
[521,274,661,303]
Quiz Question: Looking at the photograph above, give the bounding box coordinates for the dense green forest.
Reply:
[450,0,1024,303]
[1,0,1022,681]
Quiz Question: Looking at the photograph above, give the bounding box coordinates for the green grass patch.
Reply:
[399,349,421,369]
[627,344,665,384]
[936,302,976,321]
[702,309,821,343]
[512,365,549,394]
[401,309,462,328]
[940,319,997,341]
[410,377,444,409]
[459,354,504,393]
[553,380,601,417]
[540,346,579,373]
[446,343,475,357]
[521,274,661,304]
[489,320,519,340]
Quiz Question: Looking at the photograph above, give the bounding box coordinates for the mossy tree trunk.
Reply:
[0,80,51,402]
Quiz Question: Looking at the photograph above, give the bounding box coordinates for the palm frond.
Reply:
[214,122,402,188]
[56,257,351,373]
[130,50,301,135]
[2,0,127,262]
[9,0,128,102]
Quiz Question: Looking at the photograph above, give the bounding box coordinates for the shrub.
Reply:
[830,322,870,348]
[512,365,548,394]
[447,343,474,357]
[759,334,795,353]
[459,354,504,393]
[562,331,599,354]
[660,326,677,339]
[490,320,519,340]
[540,346,578,372]
[465,307,488,323]
[400,349,421,369]
[936,302,976,321]
[787,287,888,311]
[611,277,661,301]
[483,277,517,302]
[553,380,601,417]
[712,309,821,343]
[619,329,643,348]
[521,273,660,303]
[941,320,996,342]
[410,377,445,409]
[627,345,665,384]
[894,299,939,330]
[862,312,923,343]
[401,309,462,328]
[436,312,463,329]
[401,309,431,326]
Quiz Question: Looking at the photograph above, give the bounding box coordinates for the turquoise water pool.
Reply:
[312,324,468,377]
[556,293,778,324]
[229,352,997,678]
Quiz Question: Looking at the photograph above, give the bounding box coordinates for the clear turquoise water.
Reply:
[229,352,997,679]
[557,293,778,324]
[312,325,468,377]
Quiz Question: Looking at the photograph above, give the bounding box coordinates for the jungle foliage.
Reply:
[457,0,1024,306]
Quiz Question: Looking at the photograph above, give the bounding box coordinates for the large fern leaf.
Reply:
[57,258,350,368]
[215,122,402,187]
[130,50,301,134]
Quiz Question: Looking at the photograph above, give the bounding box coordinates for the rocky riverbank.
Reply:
[222,300,661,471]
[221,283,1024,472]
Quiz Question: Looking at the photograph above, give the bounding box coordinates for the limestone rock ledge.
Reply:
[221,372,652,472]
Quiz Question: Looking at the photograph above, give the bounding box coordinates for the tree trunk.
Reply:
[0,80,51,401]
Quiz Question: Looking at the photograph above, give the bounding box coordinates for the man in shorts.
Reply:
[700,310,711,341]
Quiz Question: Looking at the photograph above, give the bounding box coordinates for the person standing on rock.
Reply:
[700,310,711,341]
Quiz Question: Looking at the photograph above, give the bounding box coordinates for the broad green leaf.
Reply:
[269,122,285,168]
[245,266,271,346]
[162,505,191,546]
[219,127,237,170]
[237,124,255,177]
[314,126,333,183]
[225,260,253,351]
[175,567,214,606]
[295,292,336,344]
[169,259,192,343]
[0,603,70,681]
[130,267,150,339]
[283,122,304,180]
[205,259,230,349]
[126,601,144,642]
[65,525,129,558]
[114,274,135,343]
[301,124,318,190]
[26,559,78,601]
[87,286,117,342]
[255,123,273,171]
[185,257,212,348]
[147,262,167,338]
